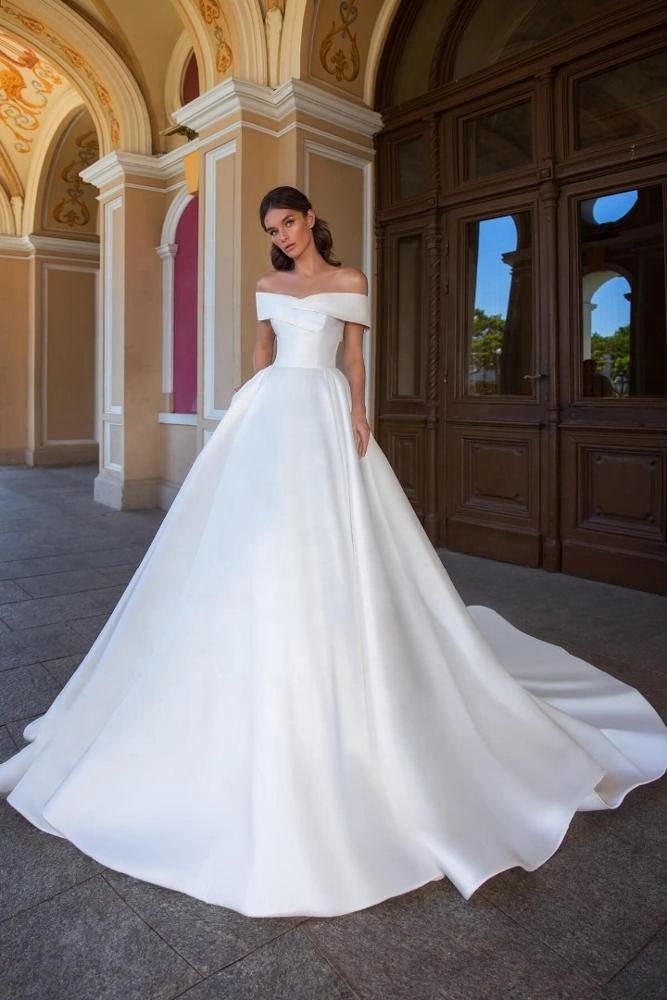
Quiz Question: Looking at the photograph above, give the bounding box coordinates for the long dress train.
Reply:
[0,291,665,918]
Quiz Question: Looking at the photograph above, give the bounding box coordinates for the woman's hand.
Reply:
[351,410,371,458]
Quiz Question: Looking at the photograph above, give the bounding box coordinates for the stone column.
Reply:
[81,153,171,509]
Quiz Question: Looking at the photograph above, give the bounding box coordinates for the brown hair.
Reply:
[259,186,341,271]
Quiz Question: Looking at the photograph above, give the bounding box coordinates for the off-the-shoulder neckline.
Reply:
[255,290,368,302]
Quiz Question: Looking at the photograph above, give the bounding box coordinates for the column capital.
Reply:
[171,76,383,139]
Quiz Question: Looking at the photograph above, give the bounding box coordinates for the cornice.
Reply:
[172,77,383,138]
[80,151,167,188]
[0,235,98,257]
[30,235,100,258]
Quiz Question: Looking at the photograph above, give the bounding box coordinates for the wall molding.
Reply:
[103,197,123,419]
[203,139,237,422]
[158,412,197,425]
[41,261,98,447]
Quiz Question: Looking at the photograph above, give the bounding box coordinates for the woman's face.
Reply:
[263,206,315,260]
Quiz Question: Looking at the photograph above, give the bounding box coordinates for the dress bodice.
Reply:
[256,292,371,369]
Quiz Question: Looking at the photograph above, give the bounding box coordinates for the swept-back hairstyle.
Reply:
[259,186,341,271]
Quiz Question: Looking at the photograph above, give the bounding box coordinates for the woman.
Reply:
[1,186,665,919]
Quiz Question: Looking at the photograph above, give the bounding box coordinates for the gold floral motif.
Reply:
[197,0,233,76]
[52,128,98,227]
[198,0,220,24]
[0,1,121,145]
[0,30,62,152]
[319,1,360,84]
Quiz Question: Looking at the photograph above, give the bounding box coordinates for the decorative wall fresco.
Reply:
[51,127,98,230]
[0,29,62,152]
[198,0,233,75]
[309,0,384,98]
[0,0,121,144]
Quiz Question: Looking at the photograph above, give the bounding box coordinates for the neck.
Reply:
[291,243,328,278]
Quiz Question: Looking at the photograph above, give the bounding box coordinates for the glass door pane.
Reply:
[465,211,534,395]
[579,185,667,397]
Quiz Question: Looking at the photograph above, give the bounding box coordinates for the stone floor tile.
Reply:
[4,714,39,745]
[80,543,151,568]
[0,875,201,1000]
[0,622,88,671]
[68,614,109,643]
[0,591,111,630]
[0,804,103,921]
[0,726,16,763]
[575,776,667,859]
[176,926,357,1000]
[0,663,59,725]
[0,581,29,605]
[480,829,667,982]
[306,882,597,1000]
[42,654,82,688]
[597,924,667,1000]
[89,584,126,611]
[98,563,138,586]
[104,871,305,976]
[0,553,95,582]
[17,569,112,599]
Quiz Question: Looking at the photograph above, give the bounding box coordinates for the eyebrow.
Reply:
[267,213,293,229]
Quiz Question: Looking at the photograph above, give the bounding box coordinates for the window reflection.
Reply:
[576,49,667,149]
[466,212,533,395]
[464,101,532,179]
[580,186,667,398]
[397,137,426,200]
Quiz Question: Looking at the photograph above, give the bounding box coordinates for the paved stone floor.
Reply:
[0,464,665,1000]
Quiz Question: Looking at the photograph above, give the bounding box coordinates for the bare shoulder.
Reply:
[335,267,368,296]
[256,270,279,292]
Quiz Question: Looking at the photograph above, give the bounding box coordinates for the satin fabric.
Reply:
[1,291,665,918]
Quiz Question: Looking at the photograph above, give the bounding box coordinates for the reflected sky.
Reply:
[474,215,516,319]
[591,275,631,337]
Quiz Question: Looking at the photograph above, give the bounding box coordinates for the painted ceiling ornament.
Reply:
[0,0,121,145]
[197,0,233,75]
[319,0,360,84]
[52,128,98,228]
[0,30,62,152]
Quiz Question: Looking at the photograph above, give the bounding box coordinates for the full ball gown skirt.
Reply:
[1,291,666,918]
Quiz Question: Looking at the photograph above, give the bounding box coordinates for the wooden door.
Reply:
[442,194,551,567]
[559,175,667,594]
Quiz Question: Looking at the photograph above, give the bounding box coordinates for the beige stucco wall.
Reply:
[0,255,31,461]
[43,265,96,442]
[160,422,198,485]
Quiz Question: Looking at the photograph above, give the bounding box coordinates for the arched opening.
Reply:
[173,195,199,415]
[374,0,667,593]
[181,51,200,105]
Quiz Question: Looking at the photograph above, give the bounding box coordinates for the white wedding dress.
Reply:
[1,291,666,918]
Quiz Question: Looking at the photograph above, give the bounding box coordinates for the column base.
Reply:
[94,472,159,510]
